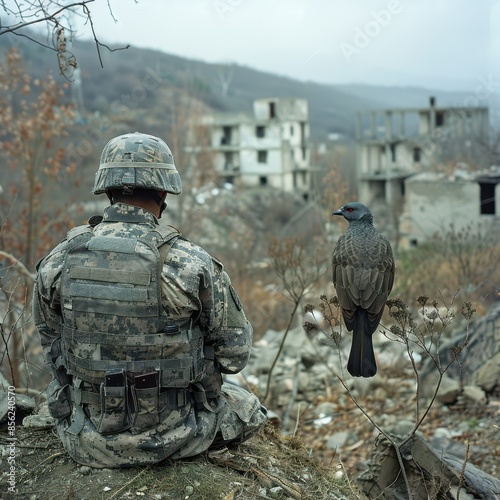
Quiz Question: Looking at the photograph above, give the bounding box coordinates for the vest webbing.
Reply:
[60,225,205,389]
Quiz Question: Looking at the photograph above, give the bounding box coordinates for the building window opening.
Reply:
[259,176,268,186]
[300,121,306,143]
[257,150,268,163]
[256,126,265,138]
[413,147,422,162]
[221,126,232,145]
[290,125,294,136]
[269,102,276,118]
[436,112,444,127]
[479,182,496,215]
[390,143,396,162]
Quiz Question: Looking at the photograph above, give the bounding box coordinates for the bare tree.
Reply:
[0,47,77,269]
[0,48,79,387]
[0,0,130,78]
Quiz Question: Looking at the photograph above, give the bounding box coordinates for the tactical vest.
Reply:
[59,222,214,435]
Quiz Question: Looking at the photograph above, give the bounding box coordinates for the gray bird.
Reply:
[332,202,395,377]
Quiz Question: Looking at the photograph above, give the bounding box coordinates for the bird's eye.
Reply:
[346,207,354,212]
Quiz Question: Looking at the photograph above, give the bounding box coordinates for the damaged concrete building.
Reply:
[355,97,496,247]
[202,98,314,200]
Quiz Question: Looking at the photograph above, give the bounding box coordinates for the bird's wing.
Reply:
[333,229,394,316]
[332,233,359,331]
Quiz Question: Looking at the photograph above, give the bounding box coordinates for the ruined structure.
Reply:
[202,98,314,199]
[355,97,494,246]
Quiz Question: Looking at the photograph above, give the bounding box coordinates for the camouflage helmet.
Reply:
[92,132,182,195]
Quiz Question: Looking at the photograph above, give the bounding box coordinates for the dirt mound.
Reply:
[1,423,356,499]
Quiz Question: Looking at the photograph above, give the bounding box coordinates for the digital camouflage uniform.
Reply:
[33,133,266,468]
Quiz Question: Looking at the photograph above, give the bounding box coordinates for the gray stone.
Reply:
[22,414,56,429]
[359,434,500,500]
[0,390,36,424]
[313,402,338,418]
[436,374,461,405]
[433,427,453,441]
[388,418,414,437]
[14,393,36,412]
[461,385,487,404]
[269,486,284,497]
[326,431,351,450]
[475,353,500,392]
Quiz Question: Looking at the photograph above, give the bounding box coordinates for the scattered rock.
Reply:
[358,434,500,499]
[0,389,36,424]
[460,385,487,405]
[436,375,461,405]
[79,466,92,476]
[387,418,414,437]
[326,431,351,450]
[313,401,338,418]
[475,353,500,392]
[22,414,56,429]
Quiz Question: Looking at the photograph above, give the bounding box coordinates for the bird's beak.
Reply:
[332,208,343,216]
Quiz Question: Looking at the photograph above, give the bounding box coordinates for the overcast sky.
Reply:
[69,0,498,92]
[71,0,500,90]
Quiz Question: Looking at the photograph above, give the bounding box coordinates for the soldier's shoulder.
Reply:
[37,223,91,272]
[170,236,223,268]
[172,236,210,257]
[38,238,69,268]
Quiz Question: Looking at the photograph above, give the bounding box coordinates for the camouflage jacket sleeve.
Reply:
[204,257,253,374]
[161,238,253,374]
[33,240,67,375]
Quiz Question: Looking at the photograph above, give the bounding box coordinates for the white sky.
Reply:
[40,0,500,91]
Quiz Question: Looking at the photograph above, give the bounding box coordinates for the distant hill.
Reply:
[1,35,471,140]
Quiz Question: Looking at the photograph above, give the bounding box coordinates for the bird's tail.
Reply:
[347,309,377,378]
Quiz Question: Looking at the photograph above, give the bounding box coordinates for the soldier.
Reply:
[33,132,267,468]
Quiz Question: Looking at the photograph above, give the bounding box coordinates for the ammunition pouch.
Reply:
[132,371,160,431]
[66,358,223,435]
[97,369,132,434]
[200,345,223,401]
[46,378,72,420]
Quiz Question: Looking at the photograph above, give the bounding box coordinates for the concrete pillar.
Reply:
[429,96,436,135]
[384,111,393,178]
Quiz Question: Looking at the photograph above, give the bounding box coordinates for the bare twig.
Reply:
[108,467,150,499]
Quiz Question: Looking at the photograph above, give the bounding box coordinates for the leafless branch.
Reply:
[0,0,131,70]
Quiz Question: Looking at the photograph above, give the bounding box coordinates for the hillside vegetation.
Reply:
[0,34,472,141]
